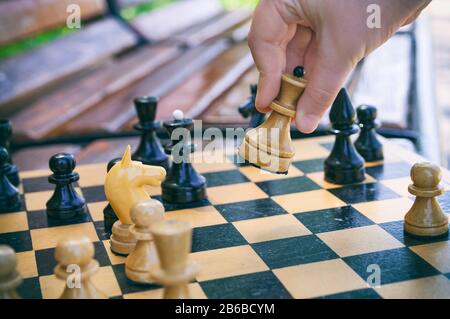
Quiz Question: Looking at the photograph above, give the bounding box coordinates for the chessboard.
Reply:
[2,136,450,299]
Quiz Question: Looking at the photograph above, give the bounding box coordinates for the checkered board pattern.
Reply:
[2,136,450,299]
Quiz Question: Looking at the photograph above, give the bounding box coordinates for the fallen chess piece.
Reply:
[238,67,307,174]
[0,245,22,299]
[54,235,107,299]
[105,145,166,255]
[404,162,449,237]
[125,199,165,284]
[150,219,199,299]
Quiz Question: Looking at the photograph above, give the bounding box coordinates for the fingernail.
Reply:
[296,112,320,133]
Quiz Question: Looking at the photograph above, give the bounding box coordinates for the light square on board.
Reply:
[207,182,268,205]
[233,214,311,244]
[191,245,268,282]
[30,222,99,250]
[123,283,206,299]
[39,266,121,299]
[376,275,450,299]
[19,168,51,179]
[16,251,38,278]
[76,163,107,187]
[87,201,107,222]
[380,177,412,197]
[238,165,303,183]
[353,198,414,223]
[273,259,367,299]
[306,172,376,189]
[409,241,450,273]
[292,140,330,161]
[102,240,126,265]
[0,211,28,234]
[317,225,404,257]
[24,188,83,212]
[165,206,227,228]
[272,189,346,214]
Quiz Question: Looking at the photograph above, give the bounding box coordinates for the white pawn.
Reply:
[125,199,165,283]
[0,245,22,299]
[54,236,107,299]
[150,219,199,299]
[404,162,449,237]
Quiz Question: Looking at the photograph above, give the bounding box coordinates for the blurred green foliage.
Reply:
[0,0,257,61]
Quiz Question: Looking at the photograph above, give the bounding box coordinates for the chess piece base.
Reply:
[404,221,449,237]
[324,164,366,185]
[238,137,292,174]
[355,147,384,162]
[125,267,154,284]
[110,221,137,255]
[162,185,206,204]
[47,205,88,221]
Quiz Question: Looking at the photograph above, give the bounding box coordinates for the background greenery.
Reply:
[0,0,257,60]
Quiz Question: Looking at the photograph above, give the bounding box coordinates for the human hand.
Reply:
[248,0,431,133]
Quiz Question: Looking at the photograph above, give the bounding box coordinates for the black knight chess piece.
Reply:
[0,119,20,186]
[161,111,207,204]
[46,153,88,220]
[238,85,265,128]
[354,105,384,162]
[103,158,120,236]
[132,97,170,171]
[324,89,366,184]
[0,147,21,213]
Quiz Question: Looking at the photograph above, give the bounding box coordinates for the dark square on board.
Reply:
[112,263,161,295]
[293,158,325,174]
[27,209,91,230]
[215,198,287,222]
[379,221,449,247]
[252,235,338,269]
[18,277,42,299]
[328,183,400,205]
[22,176,54,193]
[256,176,321,196]
[318,288,381,299]
[192,223,247,252]
[81,185,107,203]
[365,162,412,180]
[343,247,440,285]
[295,206,374,234]
[201,271,292,299]
[203,169,249,188]
[0,231,32,253]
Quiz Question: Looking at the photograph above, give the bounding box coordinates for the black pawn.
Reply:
[132,97,170,171]
[355,105,384,162]
[103,158,120,235]
[162,113,207,204]
[238,85,265,128]
[0,147,21,213]
[46,153,88,220]
[324,89,366,184]
[0,119,20,186]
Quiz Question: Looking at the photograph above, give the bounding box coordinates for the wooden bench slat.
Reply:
[13,144,82,171]
[0,0,106,45]
[132,0,223,42]
[171,9,252,46]
[61,39,232,136]
[0,17,138,113]
[10,45,180,142]
[76,137,139,165]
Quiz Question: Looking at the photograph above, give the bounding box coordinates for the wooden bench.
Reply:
[0,0,252,143]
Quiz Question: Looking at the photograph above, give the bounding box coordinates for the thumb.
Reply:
[295,53,354,133]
